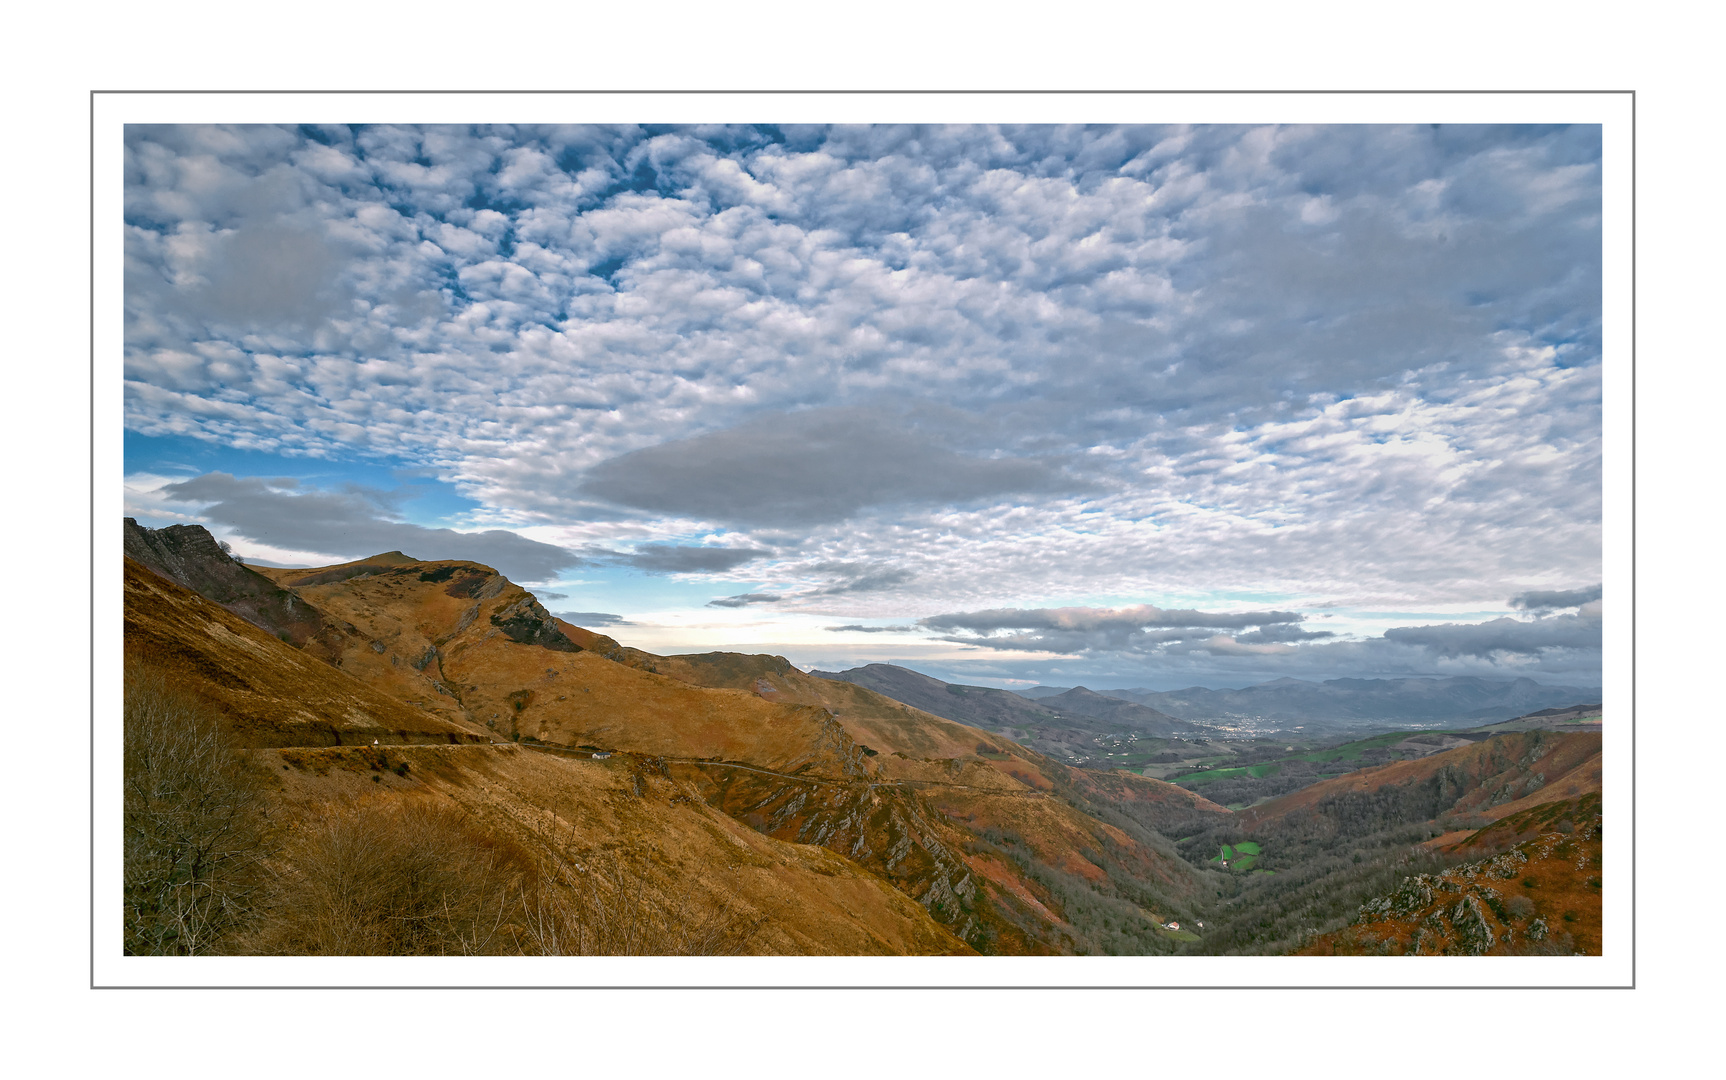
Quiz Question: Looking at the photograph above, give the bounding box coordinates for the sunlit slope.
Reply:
[259,741,973,956]
[652,651,1227,943]
[125,558,489,748]
[260,563,1220,952]
[261,560,856,775]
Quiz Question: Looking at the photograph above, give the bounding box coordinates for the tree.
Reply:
[123,664,271,955]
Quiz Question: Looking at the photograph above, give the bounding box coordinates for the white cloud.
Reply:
[122,124,1603,686]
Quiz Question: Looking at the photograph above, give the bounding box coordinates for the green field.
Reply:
[1211,841,1262,871]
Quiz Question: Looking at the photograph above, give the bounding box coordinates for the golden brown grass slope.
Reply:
[245,562,1218,954]
[256,561,857,775]
[650,652,1227,949]
[255,742,972,955]
[125,558,490,748]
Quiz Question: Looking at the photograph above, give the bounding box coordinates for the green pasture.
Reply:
[1211,841,1263,871]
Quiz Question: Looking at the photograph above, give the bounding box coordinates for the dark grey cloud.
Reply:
[707,593,782,608]
[1509,584,1602,611]
[825,624,918,633]
[554,611,629,627]
[160,472,580,581]
[1234,624,1337,644]
[808,566,916,596]
[607,544,770,573]
[537,591,568,600]
[581,406,1074,528]
[1383,613,1601,659]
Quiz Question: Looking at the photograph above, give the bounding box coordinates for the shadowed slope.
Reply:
[125,519,326,645]
[1237,730,1602,845]
[811,662,1072,731]
[1299,794,1602,956]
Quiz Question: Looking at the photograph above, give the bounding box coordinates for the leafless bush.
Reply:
[259,802,760,956]
[255,800,523,955]
[123,664,272,955]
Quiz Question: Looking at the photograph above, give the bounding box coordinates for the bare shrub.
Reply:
[255,800,524,955]
[123,663,271,955]
[259,801,760,956]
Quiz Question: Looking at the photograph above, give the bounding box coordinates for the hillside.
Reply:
[1237,728,1602,837]
[124,542,970,955]
[255,741,972,955]
[131,529,1222,954]
[1103,675,1602,728]
[125,518,326,645]
[1032,686,1184,735]
[812,662,1193,764]
[1298,793,1602,955]
[632,651,1232,952]
[124,557,489,747]
[810,663,1071,731]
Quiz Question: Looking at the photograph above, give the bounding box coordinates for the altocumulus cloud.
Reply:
[120,124,1603,686]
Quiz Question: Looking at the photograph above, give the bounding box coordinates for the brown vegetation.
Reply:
[1299,795,1602,955]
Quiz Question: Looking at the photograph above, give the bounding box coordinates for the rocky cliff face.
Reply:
[123,518,326,645]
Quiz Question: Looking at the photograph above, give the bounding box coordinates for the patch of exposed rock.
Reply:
[123,518,325,645]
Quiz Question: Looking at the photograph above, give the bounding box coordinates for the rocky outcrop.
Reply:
[1301,797,1601,956]
[488,595,582,652]
[123,518,326,645]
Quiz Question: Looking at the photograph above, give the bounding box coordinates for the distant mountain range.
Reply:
[1028,675,1602,726]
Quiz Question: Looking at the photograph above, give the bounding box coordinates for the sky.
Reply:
[121,123,1603,692]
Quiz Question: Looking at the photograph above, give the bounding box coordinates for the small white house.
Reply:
[1166,921,1181,931]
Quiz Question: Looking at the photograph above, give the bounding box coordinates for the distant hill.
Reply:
[1018,685,1071,700]
[809,663,1072,731]
[1468,703,1603,733]
[1097,675,1601,727]
[1237,728,1602,834]
[1030,686,1184,736]
[811,664,1196,767]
